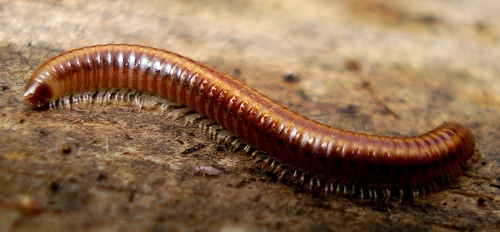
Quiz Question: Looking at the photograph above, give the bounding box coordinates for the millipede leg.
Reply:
[399,189,404,203]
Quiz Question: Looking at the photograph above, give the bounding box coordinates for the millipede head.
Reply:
[23,80,54,108]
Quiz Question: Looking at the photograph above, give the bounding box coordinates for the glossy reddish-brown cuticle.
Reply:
[23,44,476,196]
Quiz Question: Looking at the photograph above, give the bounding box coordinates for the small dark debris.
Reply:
[283,73,301,83]
[477,197,485,206]
[294,208,305,216]
[121,205,130,213]
[474,21,487,31]
[310,223,333,232]
[275,221,285,230]
[128,191,136,202]
[489,184,500,189]
[125,134,133,140]
[253,194,262,202]
[345,59,361,71]
[341,104,359,117]
[61,143,72,154]
[235,179,250,188]
[36,128,50,136]
[151,178,165,186]
[19,119,25,124]
[234,68,241,76]
[27,41,32,47]
[97,173,108,181]
[1,86,9,91]
[481,161,487,166]
[377,108,389,116]
[181,143,206,154]
[361,81,370,89]
[298,89,310,101]
[176,139,185,145]
[216,146,225,152]
[50,182,60,192]
[418,15,440,25]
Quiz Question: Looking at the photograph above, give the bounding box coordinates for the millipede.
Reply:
[23,44,478,202]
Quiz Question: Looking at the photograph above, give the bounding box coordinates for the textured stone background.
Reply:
[1,0,499,231]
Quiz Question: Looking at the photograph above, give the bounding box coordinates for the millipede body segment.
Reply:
[23,44,476,199]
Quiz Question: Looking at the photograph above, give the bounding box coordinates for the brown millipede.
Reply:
[23,44,477,201]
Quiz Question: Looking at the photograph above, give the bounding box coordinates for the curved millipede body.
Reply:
[23,44,476,200]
